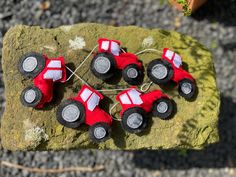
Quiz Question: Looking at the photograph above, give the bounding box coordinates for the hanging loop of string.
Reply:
[140,82,153,92]
[66,45,98,82]
[109,102,121,121]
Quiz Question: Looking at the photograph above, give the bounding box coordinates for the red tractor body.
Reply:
[116,87,168,116]
[147,48,196,99]
[90,38,143,85]
[162,48,194,83]
[115,87,174,133]
[70,85,112,126]
[18,52,67,108]
[97,38,142,69]
[33,56,67,108]
[56,85,112,142]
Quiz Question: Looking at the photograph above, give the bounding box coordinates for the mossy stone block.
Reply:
[1,23,220,150]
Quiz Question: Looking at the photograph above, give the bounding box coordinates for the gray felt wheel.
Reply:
[147,59,173,84]
[122,64,143,85]
[90,52,116,80]
[121,107,147,134]
[56,99,85,129]
[152,97,174,119]
[89,122,111,143]
[178,78,196,99]
[18,52,45,79]
[20,86,42,107]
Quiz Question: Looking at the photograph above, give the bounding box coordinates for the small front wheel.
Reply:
[178,79,196,99]
[152,97,174,119]
[121,107,147,134]
[89,122,111,143]
[20,86,42,107]
[122,64,143,85]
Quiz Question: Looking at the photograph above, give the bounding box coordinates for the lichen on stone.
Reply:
[69,36,86,50]
[60,25,72,32]
[142,36,154,47]
[24,127,49,149]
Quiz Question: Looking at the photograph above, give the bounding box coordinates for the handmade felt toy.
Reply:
[116,87,174,133]
[147,48,196,99]
[18,52,66,108]
[56,85,112,143]
[90,38,143,85]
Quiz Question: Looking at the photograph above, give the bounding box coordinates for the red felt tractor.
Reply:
[90,38,143,85]
[147,48,196,99]
[56,85,112,143]
[18,52,67,108]
[116,87,174,133]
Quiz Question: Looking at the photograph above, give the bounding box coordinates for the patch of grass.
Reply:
[177,148,188,157]
[176,0,191,16]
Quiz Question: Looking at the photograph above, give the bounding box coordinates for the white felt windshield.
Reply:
[127,89,143,105]
[111,41,120,56]
[87,93,100,111]
[173,53,182,68]
[80,88,92,102]
[165,50,174,60]
[101,41,109,50]
[119,93,132,104]
[43,70,62,81]
[47,60,62,68]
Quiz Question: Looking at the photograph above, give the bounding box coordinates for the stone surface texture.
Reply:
[1,23,220,150]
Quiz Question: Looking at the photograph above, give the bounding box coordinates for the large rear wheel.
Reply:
[90,53,116,80]
[121,107,147,134]
[18,52,45,79]
[56,99,85,128]
[147,59,173,84]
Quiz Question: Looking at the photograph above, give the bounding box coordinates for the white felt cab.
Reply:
[119,89,143,105]
[164,49,182,68]
[79,88,100,111]
[43,60,63,81]
[101,40,120,56]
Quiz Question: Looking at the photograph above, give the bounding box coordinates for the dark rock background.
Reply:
[0,0,236,176]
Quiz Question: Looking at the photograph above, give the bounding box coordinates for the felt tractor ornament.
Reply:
[18,52,66,108]
[147,48,196,99]
[116,87,174,133]
[56,85,112,143]
[90,38,143,85]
